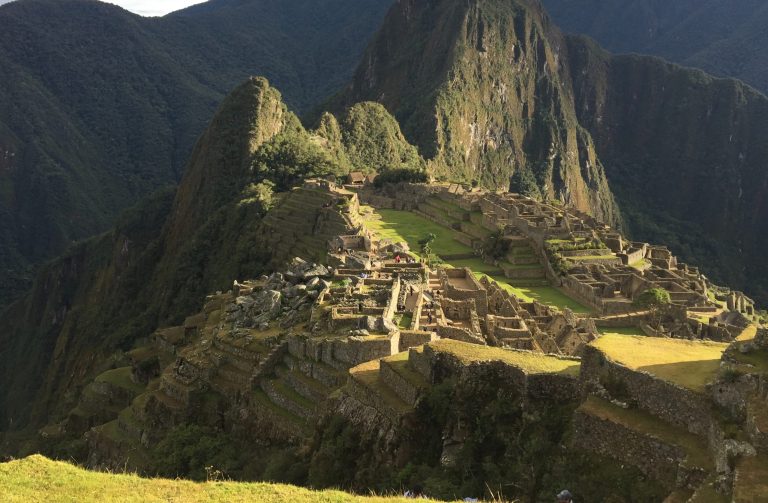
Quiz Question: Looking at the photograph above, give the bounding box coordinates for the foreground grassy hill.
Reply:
[0,455,446,503]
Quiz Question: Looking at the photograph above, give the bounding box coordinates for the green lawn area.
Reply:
[503,283,592,314]
[0,455,452,503]
[429,339,580,376]
[362,208,471,257]
[597,326,645,337]
[591,334,728,392]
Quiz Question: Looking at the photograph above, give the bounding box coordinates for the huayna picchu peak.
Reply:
[3,0,768,501]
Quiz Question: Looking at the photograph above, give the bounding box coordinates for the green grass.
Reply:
[629,259,650,270]
[362,208,471,257]
[395,312,413,329]
[503,284,592,313]
[728,347,768,373]
[449,257,501,274]
[597,326,645,337]
[579,396,713,469]
[0,455,455,502]
[428,339,580,376]
[591,334,728,392]
[95,367,146,395]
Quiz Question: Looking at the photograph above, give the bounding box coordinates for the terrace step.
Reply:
[574,396,711,490]
[348,360,411,421]
[275,365,331,402]
[260,377,316,420]
[732,455,768,503]
[151,389,185,412]
[284,354,348,388]
[116,407,143,441]
[379,353,429,406]
[249,389,308,433]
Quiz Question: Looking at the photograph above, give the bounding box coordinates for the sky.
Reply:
[0,0,207,17]
[101,0,207,16]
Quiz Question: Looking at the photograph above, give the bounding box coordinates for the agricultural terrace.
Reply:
[361,207,591,314]
[591,334,728,392]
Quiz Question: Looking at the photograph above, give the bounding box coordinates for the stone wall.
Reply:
[440,268,488,317]
[581,345,715,436]
[398,330,434,352]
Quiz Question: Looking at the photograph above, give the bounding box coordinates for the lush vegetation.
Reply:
[633,288,671,310]
[306,374,666,502]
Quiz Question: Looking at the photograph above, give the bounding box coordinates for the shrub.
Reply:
[634,288,671,309]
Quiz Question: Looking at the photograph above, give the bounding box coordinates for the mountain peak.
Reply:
[165,77,289,250]
[333,0,620,224]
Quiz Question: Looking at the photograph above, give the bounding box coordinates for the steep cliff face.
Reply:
[333,0,620,225]
[566,36,768,302]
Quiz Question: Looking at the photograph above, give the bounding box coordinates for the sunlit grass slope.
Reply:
[0,455,449,503]
[591,334,728,392]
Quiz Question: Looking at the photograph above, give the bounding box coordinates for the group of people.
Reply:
[394,253,417,264]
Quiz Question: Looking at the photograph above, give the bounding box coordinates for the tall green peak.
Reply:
[339,102,425,174]
[166,77,289,250]
[333,0,620,225]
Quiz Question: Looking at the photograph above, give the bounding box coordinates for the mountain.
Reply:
[0,0,391,309]
[542,0,768,96]
[330,0,620,226]
[0,75,422,435]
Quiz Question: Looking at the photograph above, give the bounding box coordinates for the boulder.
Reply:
[303,264,330,279]
[358,315,379,332]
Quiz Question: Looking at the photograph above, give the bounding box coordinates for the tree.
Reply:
[419,233,437,257]
[634,287,671,326]
[634,288,671,309]
[251,130,342,191]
